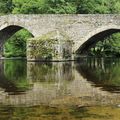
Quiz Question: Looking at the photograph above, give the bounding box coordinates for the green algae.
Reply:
[0,105,120,120]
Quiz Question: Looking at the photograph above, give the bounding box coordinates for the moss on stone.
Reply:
[27,30,73,61]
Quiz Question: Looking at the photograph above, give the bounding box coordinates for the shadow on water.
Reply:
[76,57,120,93]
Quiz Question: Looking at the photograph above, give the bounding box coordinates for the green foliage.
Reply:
[46,0,76,14]
[88,33,120,57]
[111,1,120,13]
[4,60,30,91]
[4,29,33,57]
[12,0,76,14]
[76,0,96,14]
[1,0,120,14]
[12,0,120,14]
[28,34,56,60]
[12,0,48,14]
[76,0,120,14]
[0,0,12,15]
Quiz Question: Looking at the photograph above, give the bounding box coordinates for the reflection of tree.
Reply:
[4,60,26,80]
[76,58,120,92]
[0,60,30,94]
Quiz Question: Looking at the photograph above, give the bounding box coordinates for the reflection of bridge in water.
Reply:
[0,60,120,106]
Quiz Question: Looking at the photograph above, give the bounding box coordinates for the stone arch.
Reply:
[0,24,34,57]
[0,23,34,42]
[75,25,120,54]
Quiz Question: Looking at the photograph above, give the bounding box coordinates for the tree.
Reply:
[12,0,48,14]
[76,0,110,14]
[88,33,120,57]
[0,0,12,14]
[4,29,33,57]
[46,0,76,14]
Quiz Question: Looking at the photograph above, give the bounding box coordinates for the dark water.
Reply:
[0,58,120,120]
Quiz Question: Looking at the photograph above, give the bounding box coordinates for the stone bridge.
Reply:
[0,14,120,61]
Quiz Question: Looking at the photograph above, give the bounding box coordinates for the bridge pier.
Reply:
[27,31,74,61]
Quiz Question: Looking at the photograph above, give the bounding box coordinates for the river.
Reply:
[0,58,120,120]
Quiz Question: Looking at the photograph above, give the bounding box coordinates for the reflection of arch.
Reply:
[76,25,120,53]
[75,58,120,93]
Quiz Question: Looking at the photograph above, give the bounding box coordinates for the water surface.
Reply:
[0,58,120,120]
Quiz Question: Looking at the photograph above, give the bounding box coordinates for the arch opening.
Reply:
[0,25,34,58]
[76,28,120,57]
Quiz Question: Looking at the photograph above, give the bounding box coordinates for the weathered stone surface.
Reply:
[27,30,73,61]
[0,14,120,60]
